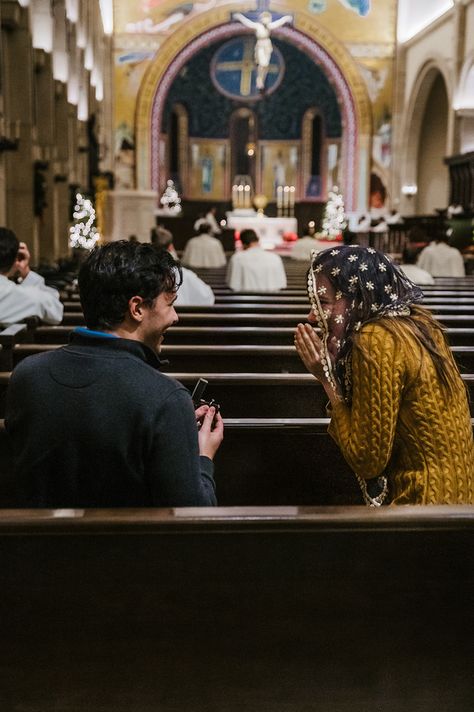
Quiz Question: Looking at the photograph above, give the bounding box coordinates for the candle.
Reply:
[283,185,290,215]
[277,186,283,215]
[244,184,251,208]
[289,185,295,216]
[232,184,238,208]
[238,184,244,208]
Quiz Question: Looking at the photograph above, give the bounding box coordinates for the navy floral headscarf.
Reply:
[307,245,424,401]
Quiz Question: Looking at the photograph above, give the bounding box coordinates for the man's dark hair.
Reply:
[240,229,259,248]
[78,240,182,330]
[197,222,211,235]
[402,247,419,265]
[0,227,19,273]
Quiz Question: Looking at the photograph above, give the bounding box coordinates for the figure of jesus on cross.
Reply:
[233,11,292,91]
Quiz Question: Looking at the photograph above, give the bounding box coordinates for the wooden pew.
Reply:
[2,371,474,419]
[60,300,474,315]
[0,507,472,712]
[9,342,474,373]
[0,417,359,506]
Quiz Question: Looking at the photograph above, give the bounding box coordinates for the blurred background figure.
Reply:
[399,246,434,285]
[182,222,226,268]
[151,227,215,306]
[290,222,329,261]
[194,206,222,236]
[417,231,465,277]
[226,229,286,292]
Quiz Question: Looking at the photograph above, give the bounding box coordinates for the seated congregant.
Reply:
[290,223,328,261]
[417,231,465,277]
[399,247,434,285]
[226,229,286,292]
[152,226,215,305]
[0,227,63,325]
[182,222,226,268]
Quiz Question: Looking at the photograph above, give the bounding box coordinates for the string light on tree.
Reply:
[69,193,100,249]
[321,186,347,240]
[160,179,182,215]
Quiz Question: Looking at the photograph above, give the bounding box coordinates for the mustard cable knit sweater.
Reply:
[328,320,474,505]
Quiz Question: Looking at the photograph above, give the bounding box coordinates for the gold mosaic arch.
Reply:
[135,5,373,190]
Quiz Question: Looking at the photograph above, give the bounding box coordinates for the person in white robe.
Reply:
[226,229,286,292]
[194,208,222,236]
[176,268,215,306]
[399,248,434,285]
[150,226,215,305]
[417,235,465,278]
[0,228,63,325]
[290,223,329,261]
[182,223,226,268]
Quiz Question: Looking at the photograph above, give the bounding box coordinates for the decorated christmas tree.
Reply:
[160,179,182,215]
[321,186,347,240]
[69,192,100,250]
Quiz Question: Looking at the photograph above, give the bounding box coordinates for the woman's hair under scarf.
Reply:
[307,245,424,402]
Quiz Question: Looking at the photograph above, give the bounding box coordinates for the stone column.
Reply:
[33,48,56,263]
[2,2,37,258]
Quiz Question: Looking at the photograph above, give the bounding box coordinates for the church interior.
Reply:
[0,1,473,710]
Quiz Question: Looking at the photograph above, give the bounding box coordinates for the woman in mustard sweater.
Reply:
[295,245,474,505]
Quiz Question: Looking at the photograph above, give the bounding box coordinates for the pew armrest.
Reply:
[0,323,27,346]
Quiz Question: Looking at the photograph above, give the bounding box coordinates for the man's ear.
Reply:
[128,296,146,323]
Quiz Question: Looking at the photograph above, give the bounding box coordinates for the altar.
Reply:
[226,212,298,250]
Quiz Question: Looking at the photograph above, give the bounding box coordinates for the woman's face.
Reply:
[307,274,351,355]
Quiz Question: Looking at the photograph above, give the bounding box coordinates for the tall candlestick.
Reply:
[277,185,283,216]
[244,184,251,208]
[289,185,295,216]
[283,185,290,216]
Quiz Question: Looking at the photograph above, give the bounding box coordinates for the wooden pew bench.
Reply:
[2,416,474,506]
[60,301,474,315]
[2,371,474,419]
[58,310,474,329]
[0,507,472,712]
[31,324,474,347]
[8,342,474,373]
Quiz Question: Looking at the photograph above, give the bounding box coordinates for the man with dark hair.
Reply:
[226,229,286,291]
[5,240,223,508]
[0,227,63,324]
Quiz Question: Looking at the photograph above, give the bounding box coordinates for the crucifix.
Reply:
[233,8,292,91]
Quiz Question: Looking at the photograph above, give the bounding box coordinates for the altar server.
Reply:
[226,229,286,292]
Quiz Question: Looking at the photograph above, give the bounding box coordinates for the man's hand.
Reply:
[11,242,31,280]
[198,406,224,460]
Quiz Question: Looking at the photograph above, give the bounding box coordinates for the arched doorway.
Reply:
[400,64,451,215]
[416,73,449,213]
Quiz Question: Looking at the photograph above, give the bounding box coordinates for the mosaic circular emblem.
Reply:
[211,37,284,101]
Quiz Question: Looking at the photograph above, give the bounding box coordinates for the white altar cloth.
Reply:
[226,213,298,250]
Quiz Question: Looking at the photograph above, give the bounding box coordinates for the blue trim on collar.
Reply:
[73,327,119,340]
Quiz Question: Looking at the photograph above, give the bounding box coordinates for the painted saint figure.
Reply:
[234,11,292,90]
